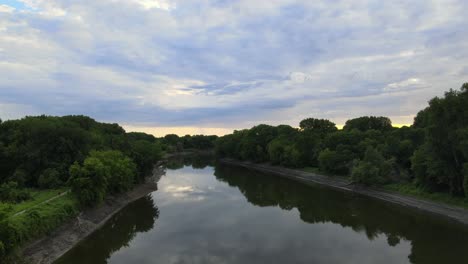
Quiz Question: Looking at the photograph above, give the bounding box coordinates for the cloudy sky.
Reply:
[0,0,467,136]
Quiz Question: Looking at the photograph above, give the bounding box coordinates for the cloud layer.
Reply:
[1,0,467,134]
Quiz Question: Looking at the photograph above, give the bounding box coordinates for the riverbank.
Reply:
[19,165,165,264]
[220,159,468,225]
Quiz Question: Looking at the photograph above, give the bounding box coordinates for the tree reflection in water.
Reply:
[214,164,468,264]
[54,195,159,264]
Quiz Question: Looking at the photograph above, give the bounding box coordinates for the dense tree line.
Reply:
[0,115,163,190]
[216,83,468,197]
[163,134,218,152]
[0,115,166,260]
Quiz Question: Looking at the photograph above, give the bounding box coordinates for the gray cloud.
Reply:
[0,0,467,129]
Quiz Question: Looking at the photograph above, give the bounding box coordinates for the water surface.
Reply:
[55,156,468,264]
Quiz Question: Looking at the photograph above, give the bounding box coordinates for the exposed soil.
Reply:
[20,165,165,264]
[220,159,468,225]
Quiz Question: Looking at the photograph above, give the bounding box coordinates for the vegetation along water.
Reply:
[55,156,468,264]
[0,83,467,263]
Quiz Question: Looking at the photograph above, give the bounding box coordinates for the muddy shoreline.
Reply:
[20,165,165,264]
[220,159,468,225]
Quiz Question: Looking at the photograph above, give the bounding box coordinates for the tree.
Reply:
[129,140,162,181]
[164,134,180,146]
[299,118,337,134]
[343,116,393,132]
[38,168,62,189]
[318,148,353,175]
[411,83,468,195]
[69,158,109,206]
[0,181,31,202]
[351,147,392,185]
[89,150,137,194]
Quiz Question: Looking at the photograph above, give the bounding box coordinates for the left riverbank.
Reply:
[19,164,165,264]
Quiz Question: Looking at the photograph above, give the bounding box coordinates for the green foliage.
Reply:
[343,116,393,132]
[0,115,163,261]
[215,82,468,199]
[129,140,162,182]
[299,118,337,134]
[0,182,31,203]
[267,139,303,167]
[0,192,79,261]
[69,158,108,207]
[38,168,62,189]
[0,115,163,190]
[182,135,218,150]
[0,203,12,221]
[351,147,392,185]
[69,150,138,206]
[411,143,449,190]
[90,150,137,194]
[318,148,353,175]
[385,183,468,209]
[411,83,468,195]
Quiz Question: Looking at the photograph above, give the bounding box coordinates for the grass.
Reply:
[384,183,468,209]
[300,167,468,210]
[1,188,69,217]
[1,191,79,262]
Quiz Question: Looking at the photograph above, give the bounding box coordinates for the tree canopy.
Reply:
[216,83,468,197]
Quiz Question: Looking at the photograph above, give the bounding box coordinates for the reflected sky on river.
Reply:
[55,156,468,264]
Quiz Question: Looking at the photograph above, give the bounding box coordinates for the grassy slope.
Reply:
[301,166,468,209]
[383,183,468,210]
[8,191,79,239]
[2,188,69,216]
[1,190,79,262]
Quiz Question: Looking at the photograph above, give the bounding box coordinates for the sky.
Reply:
[0,0,467,136]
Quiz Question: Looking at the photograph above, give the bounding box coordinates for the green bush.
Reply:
[318,148,353,175]
[351,160,381,185]
[351,147,392,185]
[89,150,137,194]
[38,168,63,189]
[69,158,108,207]
[0,182,31,203]
[69,150,138,206]
[0,193,79,261]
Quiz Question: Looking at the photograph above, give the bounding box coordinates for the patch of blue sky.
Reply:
[0,0,27,10]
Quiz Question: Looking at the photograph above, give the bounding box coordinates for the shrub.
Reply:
[0,182,31,203]
[351,147,392,185]
[68,150,138,206]
[38,168,62,189]
[69,158,108,207]
[318,148,353,175]
[88,151,137,194]
[0,193,79,261]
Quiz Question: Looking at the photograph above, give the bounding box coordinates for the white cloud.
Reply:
[0,5,15,13]
[130,0,175,10]
[385,78,426,90]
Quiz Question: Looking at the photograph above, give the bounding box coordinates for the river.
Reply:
[55,155,468,264]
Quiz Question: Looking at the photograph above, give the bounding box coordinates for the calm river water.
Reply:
[55,155,468,264]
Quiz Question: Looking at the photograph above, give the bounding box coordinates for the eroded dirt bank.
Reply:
[220,159,468,225]
[20,165,165,264]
